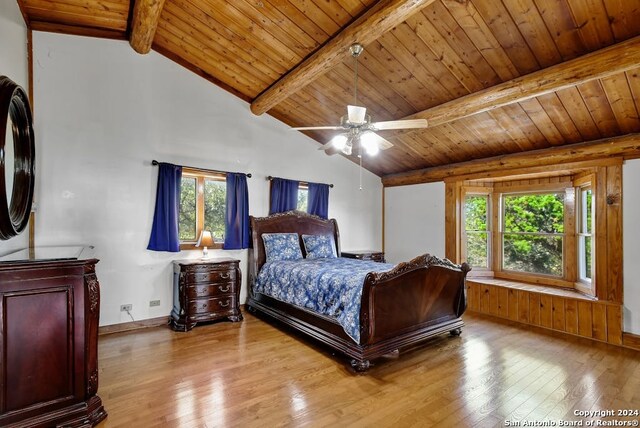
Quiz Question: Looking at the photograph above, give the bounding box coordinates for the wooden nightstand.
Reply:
[341,250,386,263]
[170,258,243,332]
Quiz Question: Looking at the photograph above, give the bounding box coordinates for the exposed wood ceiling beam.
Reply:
[382,133,640,186]
[30,21,127,41]
[250,0,437,116]
[402,35,640,128]
[129,0,167,54]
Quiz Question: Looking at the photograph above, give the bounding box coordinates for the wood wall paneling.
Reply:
[577,300,593,338]
[606,304,623,345]
[606,164,623,303]
[591,303,607,342]
[529,293,541,326]
[466,281,625,348]
[564,299,578,335]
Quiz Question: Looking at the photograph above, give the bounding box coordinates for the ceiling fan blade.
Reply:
[370,118,428,130]
[347,105,367,124]
[369,132,393,150]
[291,125,344,131]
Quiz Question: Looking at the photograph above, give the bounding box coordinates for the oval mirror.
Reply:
[0,76,35,240]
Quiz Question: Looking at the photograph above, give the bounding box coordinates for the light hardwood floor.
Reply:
[97,312,640,427]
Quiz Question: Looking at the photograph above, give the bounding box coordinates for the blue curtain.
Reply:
[224,173,250,249]
[269,178,299,214]
[308,182,330,219]
[147,163,182,252]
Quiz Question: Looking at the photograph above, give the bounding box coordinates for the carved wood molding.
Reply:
[129,0,167,54]
[382,133,640,186]
[86,274,100,314]
[252,210,329,224]
[369,253,468,282]
[401,35,640,129]
[87,368,99,396]
[250,0,438,115]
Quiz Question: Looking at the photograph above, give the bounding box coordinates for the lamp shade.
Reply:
[196,230,214,248]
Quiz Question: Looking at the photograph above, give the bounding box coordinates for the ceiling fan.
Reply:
[292,43,428,157]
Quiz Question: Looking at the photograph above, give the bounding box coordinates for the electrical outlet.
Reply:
[120,304,132,312]
[149,300,160,307]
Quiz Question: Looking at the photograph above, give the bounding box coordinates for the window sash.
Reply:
[498,190,567,280]
[577,184,594,284]
[180,170,226,250]
[462,192,491,270]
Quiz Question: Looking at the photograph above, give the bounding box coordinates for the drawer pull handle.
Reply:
[218,285,231,293]
[219,301,230,308]
[220,273,230,279]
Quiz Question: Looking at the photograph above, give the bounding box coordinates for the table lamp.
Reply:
[196,230,214,258]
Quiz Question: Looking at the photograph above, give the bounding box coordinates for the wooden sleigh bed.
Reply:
[246,211,470,372]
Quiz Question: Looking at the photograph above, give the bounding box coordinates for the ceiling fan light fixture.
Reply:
[347,105,367,125]
[331,134,348,151]
[360,132,379,156]
[342,140,353,156]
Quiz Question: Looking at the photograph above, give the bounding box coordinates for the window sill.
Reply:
[466,277,597,302]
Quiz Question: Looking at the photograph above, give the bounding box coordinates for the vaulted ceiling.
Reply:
[17,0,640,180]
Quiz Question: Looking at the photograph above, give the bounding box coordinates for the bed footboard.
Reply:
[357,254,470,360]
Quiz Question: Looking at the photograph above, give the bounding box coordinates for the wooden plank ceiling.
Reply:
[18,0,640,178]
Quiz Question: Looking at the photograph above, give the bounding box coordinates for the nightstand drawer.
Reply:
[185,269,236,284]
[187,282,236,298]
[189,296,236,315]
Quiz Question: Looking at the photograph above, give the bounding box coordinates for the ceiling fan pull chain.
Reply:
[359,152,363,190]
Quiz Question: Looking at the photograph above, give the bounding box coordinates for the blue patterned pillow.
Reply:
[302,234,337,259]
[262,233,303,263]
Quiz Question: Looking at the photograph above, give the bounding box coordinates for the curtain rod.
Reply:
[152,160,252,178]
[267,175,334,188]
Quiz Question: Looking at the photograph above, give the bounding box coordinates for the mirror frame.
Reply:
[0,76,35,240]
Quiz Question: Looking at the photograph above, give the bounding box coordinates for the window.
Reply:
[577,185,593,283]
[179,169,226,249]
[501,193,565,277]
[459,175,594,292]
[297,185,308,212]
[463,193,490,269]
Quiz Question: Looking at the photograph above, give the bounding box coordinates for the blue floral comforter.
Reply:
[254,257,394,343]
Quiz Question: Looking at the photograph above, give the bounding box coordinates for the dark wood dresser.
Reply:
[0,247,106,427]
[170,258,243,331]
[341,250,386,263]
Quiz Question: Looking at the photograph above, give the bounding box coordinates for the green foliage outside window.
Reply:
[204,179,226,241]
[179,177,196,241]
[464,195,489,268]
[297,188,308,212]
[502,193,565,276]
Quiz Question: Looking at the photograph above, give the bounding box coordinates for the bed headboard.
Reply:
[248,210,340,287]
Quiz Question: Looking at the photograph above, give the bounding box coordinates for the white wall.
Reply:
[32,32,382,326]
[623,159,640,334]
[384,182,445,264]
[0,0,29,256]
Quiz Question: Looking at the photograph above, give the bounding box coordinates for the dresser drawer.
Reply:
[187,282,236,298]
[184,269,236,284]
[188,296,236,315]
